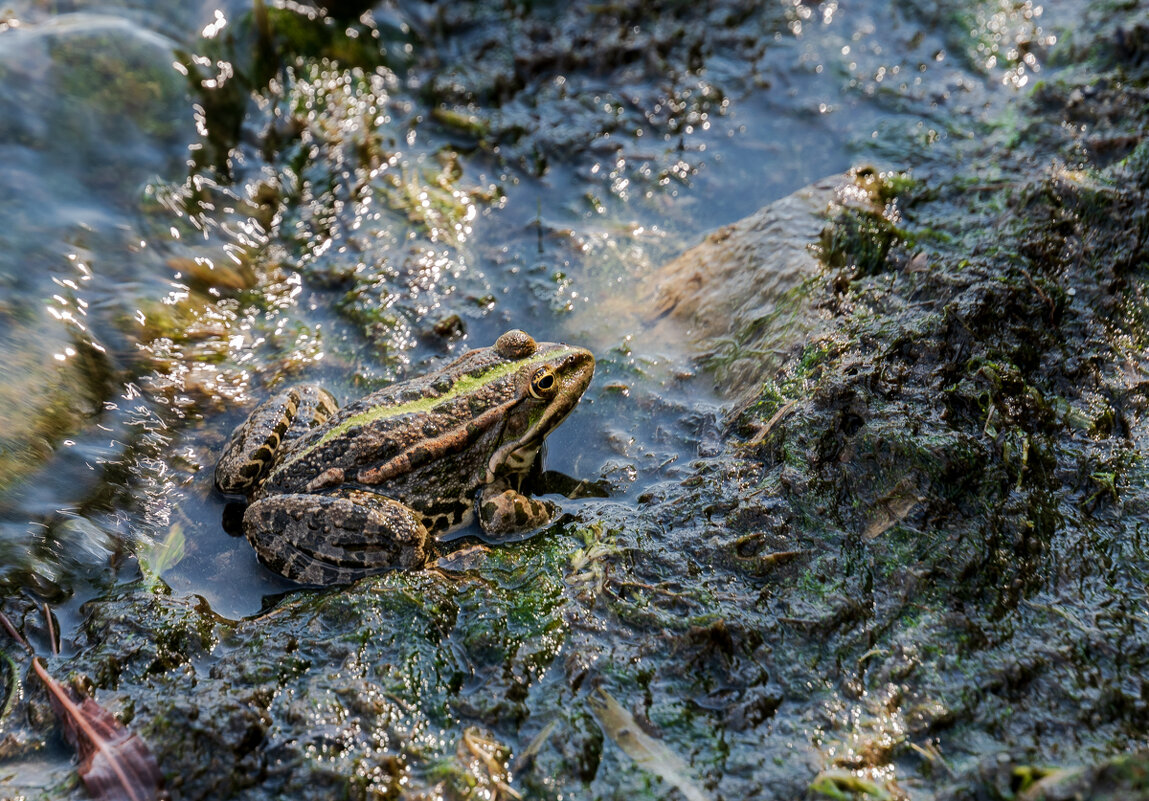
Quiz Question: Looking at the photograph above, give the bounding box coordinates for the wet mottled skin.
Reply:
[214,330,594,584]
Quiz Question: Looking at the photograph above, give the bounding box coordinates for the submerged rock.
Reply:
[645,168,892,403]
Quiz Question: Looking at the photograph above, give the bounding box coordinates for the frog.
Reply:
[214,329,595,585]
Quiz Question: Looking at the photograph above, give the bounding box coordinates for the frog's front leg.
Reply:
[476,476,558,539]
[244,489,428,585]
[215,384,337,495]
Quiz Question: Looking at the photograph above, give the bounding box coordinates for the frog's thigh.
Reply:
[477,480,558,538]
[215,384,337,494]
[244,490,428,585]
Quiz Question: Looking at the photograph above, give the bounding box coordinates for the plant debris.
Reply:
[588,687,708,801]
[32,659,167,801]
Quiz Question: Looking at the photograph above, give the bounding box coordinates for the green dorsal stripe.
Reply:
[279,346,580,472]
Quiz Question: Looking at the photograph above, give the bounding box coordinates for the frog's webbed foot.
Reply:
[215,384,337,495]
[476,477,559,540]
[244,489,428,585]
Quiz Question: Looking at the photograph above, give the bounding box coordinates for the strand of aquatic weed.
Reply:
[1,650,19,724]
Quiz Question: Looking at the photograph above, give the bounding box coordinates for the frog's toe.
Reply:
[478,489,558,539]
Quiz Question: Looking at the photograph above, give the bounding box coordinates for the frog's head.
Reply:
[487,329,595,478]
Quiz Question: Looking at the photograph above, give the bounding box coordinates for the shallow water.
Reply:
[0,0,1120,796]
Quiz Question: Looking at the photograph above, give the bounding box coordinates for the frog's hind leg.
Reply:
[244,489,428,585]
[214,384,338,495]
[279,385,339,442]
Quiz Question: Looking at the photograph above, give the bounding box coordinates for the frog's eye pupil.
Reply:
[530,368,556,398]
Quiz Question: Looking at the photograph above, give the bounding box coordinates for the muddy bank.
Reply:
[656,19,1149,801]
[2,4,1149,801]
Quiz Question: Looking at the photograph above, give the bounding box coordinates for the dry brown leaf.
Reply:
[864,480,924,539]
[32,658,166,801]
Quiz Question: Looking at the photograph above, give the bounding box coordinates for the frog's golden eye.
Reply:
[529,366,557,399]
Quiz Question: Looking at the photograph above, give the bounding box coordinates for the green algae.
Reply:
[819,206,911,279]
[718,25,1149,797]
[41,532,582,799]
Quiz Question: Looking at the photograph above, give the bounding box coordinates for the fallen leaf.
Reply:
[864,479,924,539]
[809,768,893,800]
[32,658,166,801]
[588,687,709,801]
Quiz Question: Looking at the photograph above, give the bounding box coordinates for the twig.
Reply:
[908,741,956,778]
[1020,267,1057,324]
[607,578,698,603]
[513,720,558,772]
[745,399,798,446]
[0,609,31,652]
[44,603,59,656]
[1,649,18,723]
[382,692,416,714]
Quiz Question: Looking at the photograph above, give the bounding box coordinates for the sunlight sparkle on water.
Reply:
[201,9,227,39]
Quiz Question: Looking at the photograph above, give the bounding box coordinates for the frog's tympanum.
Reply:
[215,330,594,585]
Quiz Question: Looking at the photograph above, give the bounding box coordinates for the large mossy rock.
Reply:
[0,14,193,494]
[638,32,1149,797]
[644,167,907,404]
